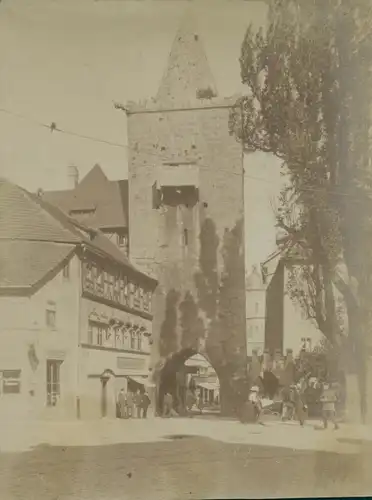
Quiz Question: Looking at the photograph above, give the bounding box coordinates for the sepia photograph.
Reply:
[0,0,371,498]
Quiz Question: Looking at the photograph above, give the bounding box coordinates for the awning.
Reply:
[127,376,155,388]
[197,382,219,391]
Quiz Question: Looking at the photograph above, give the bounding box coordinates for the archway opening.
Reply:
[157,348,221,417]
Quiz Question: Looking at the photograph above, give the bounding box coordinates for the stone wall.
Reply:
[127,100,247,411]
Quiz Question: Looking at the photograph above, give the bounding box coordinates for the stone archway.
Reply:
[157,348,223,416]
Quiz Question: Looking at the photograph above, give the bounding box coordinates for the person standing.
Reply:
[117,388,126,419]
[141,391,151,418]
[134,389,142,418]
[197,390,204,415]
[293,383,307,427]
[248,386,263,424]
[320,382,339,430]
[163,392,173,417]
[126,390,134,418]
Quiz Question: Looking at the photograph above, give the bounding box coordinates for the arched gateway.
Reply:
[126,11,248,416]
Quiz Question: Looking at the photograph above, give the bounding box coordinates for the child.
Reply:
[320,382,339,430]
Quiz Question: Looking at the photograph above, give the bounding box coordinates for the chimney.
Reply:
[67,165,79,189]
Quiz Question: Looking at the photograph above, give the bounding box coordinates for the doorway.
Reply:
[101,376,109,417]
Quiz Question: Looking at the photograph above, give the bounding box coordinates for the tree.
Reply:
[230,0,372,420]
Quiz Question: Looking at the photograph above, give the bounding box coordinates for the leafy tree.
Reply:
[230,0,372,420]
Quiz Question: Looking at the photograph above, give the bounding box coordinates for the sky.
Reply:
[0,0,282,267]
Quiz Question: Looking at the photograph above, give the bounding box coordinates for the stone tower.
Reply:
[126,12,247,413]
[245,265,266,356]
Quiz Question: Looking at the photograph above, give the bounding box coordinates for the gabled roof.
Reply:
[156,11,218,105]
[0,179,81,243]
[246,265,265,290]
[0,178,156,292]
[0,241,75,290]
[43,164,128,230]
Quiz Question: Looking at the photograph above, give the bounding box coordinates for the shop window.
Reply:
[46,360,61,407]
[1,370,21,394]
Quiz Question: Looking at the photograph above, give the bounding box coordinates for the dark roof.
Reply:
[0,241,74,289]
[43,164,128,230]
[0,178,81,243]
[0,178,156,291]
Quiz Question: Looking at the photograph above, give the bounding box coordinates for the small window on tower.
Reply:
[183,229,188,247]
[117,234,127,248]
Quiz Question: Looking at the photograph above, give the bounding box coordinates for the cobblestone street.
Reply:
[0,417,371,499]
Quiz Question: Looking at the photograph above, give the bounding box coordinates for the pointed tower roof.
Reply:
[246,265,265,290]
[156,10,218,106]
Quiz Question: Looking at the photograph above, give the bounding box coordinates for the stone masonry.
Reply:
[126,13,247,413]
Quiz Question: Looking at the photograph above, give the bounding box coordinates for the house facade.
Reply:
[43,164,130,257]
[0,178,156,421]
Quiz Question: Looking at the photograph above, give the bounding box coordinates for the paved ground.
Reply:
[0,417,371,499]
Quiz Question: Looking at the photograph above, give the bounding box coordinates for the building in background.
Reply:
[43,164,129,258]
[185,354,220,407]
[0,178,156,421]
[262,240,323,358]
[245,265,266,356]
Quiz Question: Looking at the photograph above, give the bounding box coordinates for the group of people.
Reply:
[245,378,340,430]
[162,388,205,417]
[117,388,151,419]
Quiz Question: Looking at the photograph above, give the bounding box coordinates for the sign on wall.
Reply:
[117,356,146,372]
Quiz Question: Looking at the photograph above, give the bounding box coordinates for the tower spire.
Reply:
[156,9,218,105]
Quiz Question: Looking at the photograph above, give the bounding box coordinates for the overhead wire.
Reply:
[0,105,370,205]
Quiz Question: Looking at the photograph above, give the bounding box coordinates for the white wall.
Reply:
[0,254,80,420]
[283,267,323,355]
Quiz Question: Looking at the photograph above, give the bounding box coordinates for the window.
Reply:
[123,277,129,305]
[137,333,142,351]
[97,327,104,346]
[46,301,56,328]
[62,262,70,279]
[143,292,149,312]
[183,228,188,247]
[130,332,136,350]
[122,330,129,348]
[255,302,259,315]
[133,285,141,309]
[1,370,21,394]
[114,327,121,347]
[117,234,127,247]
[46,360,61,407]
[88,323,93,344]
